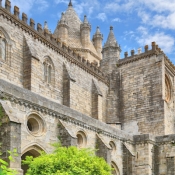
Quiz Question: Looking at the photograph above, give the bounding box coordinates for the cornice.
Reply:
[72,48,101,61]
[0,7,108,85]
[0,90,132,143]
[118,50,163,67]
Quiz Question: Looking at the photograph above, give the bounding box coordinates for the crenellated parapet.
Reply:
[0,0,109,85]
[119,42,166,66]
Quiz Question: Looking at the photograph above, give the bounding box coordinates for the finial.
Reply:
[83,15,88,23]
[96,26,101,34]
[68,0,73,7]
[44,21,48,30]
[110,26,113,30]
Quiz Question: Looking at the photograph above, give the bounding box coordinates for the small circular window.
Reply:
[76,131,87,148]
[27,114,46,136]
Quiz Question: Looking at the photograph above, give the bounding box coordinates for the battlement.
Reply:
[0,0,108,85]
[118,42,165,66]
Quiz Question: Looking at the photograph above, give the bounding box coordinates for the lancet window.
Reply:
[0,33,7,61]
[43,57,54,85]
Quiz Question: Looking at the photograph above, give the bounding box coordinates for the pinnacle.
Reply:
[104,26,118,47]
[95,26,101,34]
[68,0,73,7]
[83,15,88,24]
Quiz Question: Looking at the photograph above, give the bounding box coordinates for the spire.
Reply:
[44,21,48,30]
[80,15,91,31]
[59,12,65,24]
[95,26,101,34]
[104,26,118,48]
[68,0,73,7]
[83,15,88,24]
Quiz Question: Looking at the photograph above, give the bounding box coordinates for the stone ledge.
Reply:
[0,79,133,142]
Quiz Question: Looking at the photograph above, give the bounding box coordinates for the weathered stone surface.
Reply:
[0,1,175,175]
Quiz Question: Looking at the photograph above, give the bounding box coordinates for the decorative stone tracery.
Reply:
[43,56,55,86]
[165,75,171,103]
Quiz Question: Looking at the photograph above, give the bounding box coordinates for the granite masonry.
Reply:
[0,0,175,175]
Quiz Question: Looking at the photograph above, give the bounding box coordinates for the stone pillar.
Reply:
[58,121,77,147]
[0,120,23,175]
[96,135,111,164]
[134,135,154,175]
[92,80,103,121]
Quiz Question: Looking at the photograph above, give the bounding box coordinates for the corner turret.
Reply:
[101,26,121,75]
[55,12,69,44]
[80,15,91,48]
[93,27,103,59]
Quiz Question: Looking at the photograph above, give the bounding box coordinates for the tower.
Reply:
[80,15,91,49]
[55,12,69,44]
[101,26,121,75]
[93,27,103,59]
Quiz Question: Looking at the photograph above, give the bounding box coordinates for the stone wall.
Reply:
[117,53,164,136]
[0,8,108,120]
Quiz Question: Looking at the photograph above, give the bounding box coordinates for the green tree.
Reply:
[23,145,111,175]
[0,149,17,175]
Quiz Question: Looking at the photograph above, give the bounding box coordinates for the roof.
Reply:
[104,26,118,48]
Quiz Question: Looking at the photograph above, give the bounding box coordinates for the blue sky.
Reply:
[2,0,175,63]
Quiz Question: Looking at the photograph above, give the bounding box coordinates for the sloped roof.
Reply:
[104,26,118,48]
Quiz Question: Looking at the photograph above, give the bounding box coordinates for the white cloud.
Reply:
[54,0,68,4]
[138,0,175,13]
[97,13,107,22]
[136,26,174,54]
[2,0,49,14]
[74,0,100,17]
[112,18,121,22]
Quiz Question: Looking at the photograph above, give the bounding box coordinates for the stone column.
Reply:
[96,135,111,164]
[0,121,23,175]
[134,135,155,175]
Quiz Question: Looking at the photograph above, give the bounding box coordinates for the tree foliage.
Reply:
[0,149,17,175]
[23,145,111,175]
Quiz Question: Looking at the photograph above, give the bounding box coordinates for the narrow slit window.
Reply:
[2,40,6,60]
[48,65,51,83]
[44,63,47,82]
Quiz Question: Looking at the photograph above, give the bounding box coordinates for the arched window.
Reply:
[1,39,6,60]
[43,57,54,85]
[165,74,172,103]
[0,27,11,64]
[111,161,120,175]
[76,131,87,148]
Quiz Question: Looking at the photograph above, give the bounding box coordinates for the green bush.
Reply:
[0,150,17,175]
[23,145,111,175]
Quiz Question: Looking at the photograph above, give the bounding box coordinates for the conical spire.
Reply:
[44,21,48,30]
[95,26,101,34]
[68,0,73,7]
[104,26,118,48]
[59,12,65,24]
[80,15,91,31]
[83,15,88,24]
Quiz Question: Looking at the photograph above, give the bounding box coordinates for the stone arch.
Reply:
[0,26,11,64]
[109,141,116,154]
[165,74,172,103]
[76,130,87,148]
[43,56,55,86]
[21,144,45,174]
[111,161,120,175]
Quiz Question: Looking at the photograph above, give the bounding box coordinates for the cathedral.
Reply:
[0,0,175,174]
